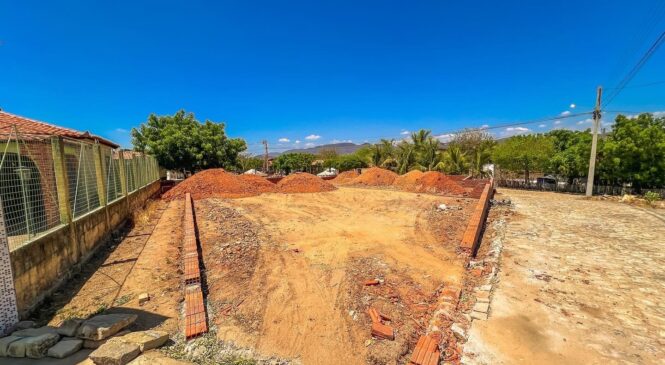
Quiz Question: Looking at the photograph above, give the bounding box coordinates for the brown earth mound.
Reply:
[238,174,277,193]
[351,167,398,186]
[393,170,424,191]
[414,171,467,196]
[162,169,275,200]
[331,170,360,185]
[277,173,337,193]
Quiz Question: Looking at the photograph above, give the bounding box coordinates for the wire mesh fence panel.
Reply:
[64,139,101,218]
[103,148,123,203]
[0,129,63,251]
[125,154,137,192]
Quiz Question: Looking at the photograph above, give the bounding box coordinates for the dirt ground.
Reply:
[35,199,183,334]
[194,187,476,365]
[464,189,665,365]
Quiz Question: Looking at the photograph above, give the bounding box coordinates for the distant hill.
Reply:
[265,142,371,158]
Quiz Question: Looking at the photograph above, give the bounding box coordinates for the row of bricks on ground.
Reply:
[460,183,492,250]
[183,194,208,339]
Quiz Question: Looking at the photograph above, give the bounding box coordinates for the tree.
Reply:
[238,153,263,172]
[437,145,469,174]
[131,110,247,171]
[493,134,554,183]
[452,129,495,177]
[395,141,416,174]
[273,153,315,174]
[602,113,665,190]
[546,129,594,184]
[335,154,368,171]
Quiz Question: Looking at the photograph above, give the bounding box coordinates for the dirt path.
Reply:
[195,187,476,365]
[465,189,665,365]
[40,199,183,334]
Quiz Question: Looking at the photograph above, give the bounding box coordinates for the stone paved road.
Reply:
[465,189,665,365]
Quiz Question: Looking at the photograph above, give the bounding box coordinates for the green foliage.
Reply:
[546,129,594,183]
[437,145,469,174]
[131,110,247,171]
[326,154,368,171]
[644,191,661,206]
[452,129,495,177]
[273,153,315,174]
[601,113,665,189]
[238,153,263,172]
[493,134,554,183]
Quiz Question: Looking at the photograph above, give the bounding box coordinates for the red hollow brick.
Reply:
[371,322,395,340]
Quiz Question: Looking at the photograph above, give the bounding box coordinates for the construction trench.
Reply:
[176,170,495,365]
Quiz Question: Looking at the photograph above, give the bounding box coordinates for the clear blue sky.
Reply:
[1,1,664,153]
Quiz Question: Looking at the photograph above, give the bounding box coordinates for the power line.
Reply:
[604,80,665,90]
[603,30,665,107]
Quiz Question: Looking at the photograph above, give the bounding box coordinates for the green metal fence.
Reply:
[0,127,160,251]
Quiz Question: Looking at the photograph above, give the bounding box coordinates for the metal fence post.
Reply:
[0,197,19,334]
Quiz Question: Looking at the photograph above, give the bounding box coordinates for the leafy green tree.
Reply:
[546,129,594,184]
[273,153,315,174]
[238,153,264,172]
[493,134,554,183]
[335,154,368,171]
[437,145,469,174]
[131,110,247,171]
[602,113,665,189]
[452,129,495,177]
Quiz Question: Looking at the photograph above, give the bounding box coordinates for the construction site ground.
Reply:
[195,186,476,365]
[464,189,665,365]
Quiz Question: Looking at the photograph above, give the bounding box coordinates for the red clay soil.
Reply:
[163,168,275,200]
[276,173,337,193]
[238,174,278,193]
[351,167,398,186]
[393,170,424,191]
[331,170,360,185]
[414,171,467,196]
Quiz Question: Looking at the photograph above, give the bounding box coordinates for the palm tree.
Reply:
[438,145,469,174]
[420,137,441,171]
[395,142,416,174]
[369,144,382,167]
[410,129,432,148]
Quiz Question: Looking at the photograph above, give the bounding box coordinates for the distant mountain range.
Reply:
[265,142,371,158]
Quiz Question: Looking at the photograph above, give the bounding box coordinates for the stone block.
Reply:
[7,337,29,357]
[12,326,59,337]
[116,330,169,352]
[78,314,137,340]
[89,339,141,365]
[47,338,83,358]
[473,302,489,313]
[11,321,36,332]
[83,330,130,349]
[25,333,60,358]
[57,318,84,337]
[0,336,23,357]
[138,293,150,305]
[471,311,488,321]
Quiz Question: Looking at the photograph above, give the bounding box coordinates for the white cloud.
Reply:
[554,120,562,125]
[278,138,290,143]
[577,118,594,125]
[434,133,455,142]
[480,124,490,129]
[295,140,301,144]
[114,128,128,133]
[330,139,353,144]
[506,127,529,132]
[538,124,547,128]
[400,130,410,135]
[560,111,571,116]
[305,134,321,140]
[305,142,315,147]
[653,111,665,118]
[570,103,576,109]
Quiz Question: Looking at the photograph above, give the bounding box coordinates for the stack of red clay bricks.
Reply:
[183,193,208,339]
[408,334,441,365]
[368,307,394,340]
[460,180,494,255]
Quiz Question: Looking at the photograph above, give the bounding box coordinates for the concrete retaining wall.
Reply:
[10,181,160,317]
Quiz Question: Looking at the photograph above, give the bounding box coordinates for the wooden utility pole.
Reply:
[585,86,602,197]
[262,140,269,173]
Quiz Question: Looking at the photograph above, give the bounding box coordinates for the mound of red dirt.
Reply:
[393,170,424,191]
[238,174,277,193]
[331,170,360,185]
[277,173,337,193]
[414,171,467,196]
[162,169,275,200]
[351,167,398,186]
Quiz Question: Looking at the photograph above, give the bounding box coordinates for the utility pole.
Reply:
[262,140,269,174]
[585,86,602,197]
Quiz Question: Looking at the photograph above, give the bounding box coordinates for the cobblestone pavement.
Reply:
[464,189,665,365]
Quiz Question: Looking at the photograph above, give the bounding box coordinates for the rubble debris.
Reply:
[89,338,141,365]
[77,313,138,341]
[408,335,440,365]
[364,279,380,286]
[138,293,150,305]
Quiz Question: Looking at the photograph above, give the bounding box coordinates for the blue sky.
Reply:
[1,1,664,154]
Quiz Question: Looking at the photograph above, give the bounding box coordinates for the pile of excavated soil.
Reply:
[162,169,275,200]
[414,171,467,196]
[351,167,398,186]
[331,170,360,185]
[393,170,424,191]
[238,174,278,193]
[276,173,337,193]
